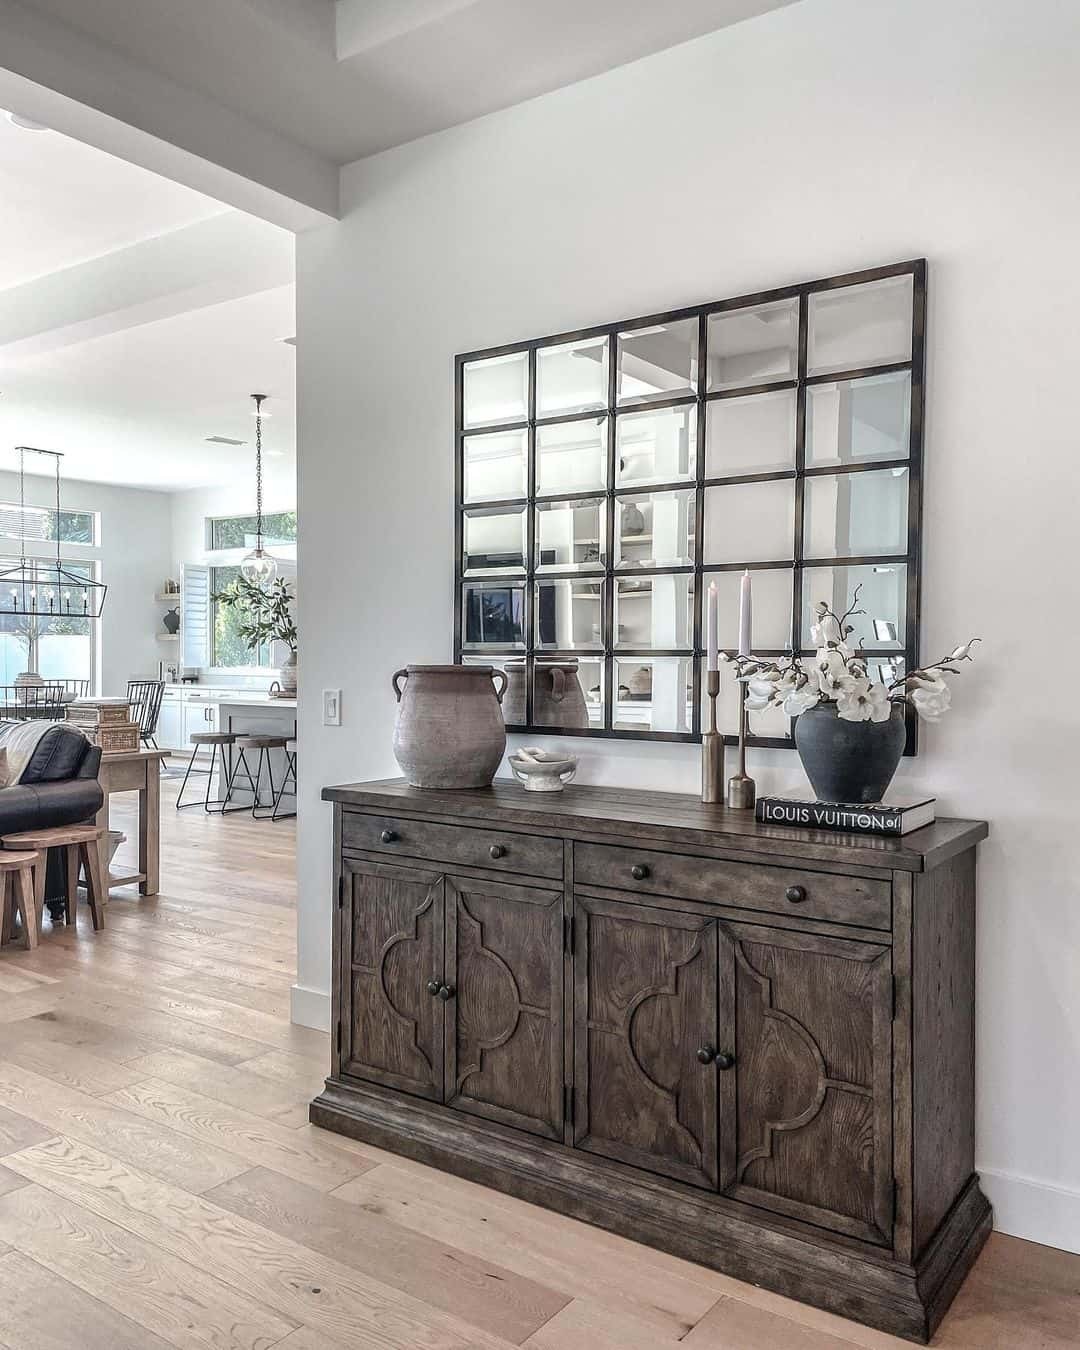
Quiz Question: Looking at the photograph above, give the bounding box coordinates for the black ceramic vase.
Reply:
[793,702,907,804]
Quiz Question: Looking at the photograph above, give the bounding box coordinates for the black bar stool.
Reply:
[176,732,237,812]
[224,735,289,818]
[270,739,297,820]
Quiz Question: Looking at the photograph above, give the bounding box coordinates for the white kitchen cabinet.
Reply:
[156,692,184,752]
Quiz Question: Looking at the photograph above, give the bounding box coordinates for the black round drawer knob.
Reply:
[380,829,398,844]
[631,864,650,881]
[785,885,806,904]
[437,984,455,1001]
[426,979,441,996]
[714,1050,736,1071]
[489,844,506,860]
[696,1045,716,1065]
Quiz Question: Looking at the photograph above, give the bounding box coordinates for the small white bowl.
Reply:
[508,748,578,793]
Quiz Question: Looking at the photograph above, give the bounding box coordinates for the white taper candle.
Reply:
[706,581,719,671]
[738,569,753,658]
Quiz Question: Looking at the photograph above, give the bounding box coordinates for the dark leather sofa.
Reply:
[0,721,103,838]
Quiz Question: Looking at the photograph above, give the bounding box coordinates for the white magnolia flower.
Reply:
[817,650,854,699]
[744,674,782,711]
[911,680,952,722]
[836,678,892,723]
[809,612,844,647]
[784,682,821,717]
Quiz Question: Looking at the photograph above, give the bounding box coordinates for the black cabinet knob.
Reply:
[631,864,650,881]
[437,984,455,1001]
[380,829,398,844]
[714,1050,736,1071]
[489,844,506,860]
[785,885,806,904]
[426,979,441,996]
[696,1045,716,1065]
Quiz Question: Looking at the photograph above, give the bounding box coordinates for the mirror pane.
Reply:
[461,655,518,723]
[801,563,907,650]
[523,657,605,730]
[615,574,693,650]
[463,351,528,428]
[616,404,697,487]
[537,337,608,417]
[807,274,914,376]
[536,498,605,572]
[703,479,795,563]
[536,418,608,496]
[463,429,527,503]
[703,567,793,651]
[706,298,798,391]
[615,489,696,569]
[701,659,790,738]
[614,657,694,733]
[806,370,911,467]
[462,581,525,649]
[535,579,603,650]
[705,389,796,477]
[617,319,698,405]
[462,505,526,575]
[804,467,909,559]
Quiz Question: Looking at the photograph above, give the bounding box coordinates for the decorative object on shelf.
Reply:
[723,586,980,803]
[212,574,297,693]
[757,792,936,836]
[621,500,646,536]
[162,606,180,635]
[240,393,277,586]
[161,578,180,595]
[391,664,508,788]
[0,446,108,619]
[726,570,756,810]
[625,665,652,700]
[508,746,578,792]
[66,698,139,754]
[701,580,723,803]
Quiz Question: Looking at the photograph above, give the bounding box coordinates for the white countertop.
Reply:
[162,685,296,709]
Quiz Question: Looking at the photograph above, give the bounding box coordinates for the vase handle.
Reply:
[559,763,577,784]
[391,669,408,703]
[491,669,507,704]
[549,667,565,703]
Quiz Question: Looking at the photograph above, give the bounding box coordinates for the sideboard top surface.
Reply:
[323,778,987,873]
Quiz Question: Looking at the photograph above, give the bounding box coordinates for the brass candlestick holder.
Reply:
[726,692,756,810]
[701,668,724,803]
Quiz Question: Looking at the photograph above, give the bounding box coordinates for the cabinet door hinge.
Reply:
[563,914,575,955]
[563,1082,574,1127]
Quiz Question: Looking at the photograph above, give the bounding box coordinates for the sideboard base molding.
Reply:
[311,1077,991,1345]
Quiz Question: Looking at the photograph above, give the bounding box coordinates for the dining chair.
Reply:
[126,679,165,749]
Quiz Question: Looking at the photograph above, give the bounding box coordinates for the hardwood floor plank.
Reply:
[0,1182,296,1350]
[5,1137,516,1350]
[0,1061,250,1193]
[0,1103,55,1155]
[332,1162,721,1341]
[0,1248,177,1350]
[103,1077,372,1191]
[523,1296,688,1349]
[124,1049,312,1128]
[0,1162,30,1197]
[0,1028,149,1096]
[206,1164,570,1343]
[682,1296,867,1349]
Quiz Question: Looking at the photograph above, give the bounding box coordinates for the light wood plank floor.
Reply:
[0,779,1073,1349]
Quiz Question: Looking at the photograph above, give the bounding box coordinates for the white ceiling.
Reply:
[0,115,295,492]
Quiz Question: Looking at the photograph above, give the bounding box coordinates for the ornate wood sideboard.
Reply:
[313,779,989,1343]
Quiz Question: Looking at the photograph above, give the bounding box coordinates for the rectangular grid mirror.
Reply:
[455,259,925,747]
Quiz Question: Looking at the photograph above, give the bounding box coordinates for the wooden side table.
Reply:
[0,850,41,949]
[1,825,107,931]
[94,748,168,895]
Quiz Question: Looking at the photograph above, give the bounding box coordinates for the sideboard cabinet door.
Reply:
[719,921,894,1245]
[574,894,721,1190]
[341,860,445,1102]
[444,877,564,1140]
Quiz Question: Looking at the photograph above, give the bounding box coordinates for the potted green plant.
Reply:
[212,575,298,695]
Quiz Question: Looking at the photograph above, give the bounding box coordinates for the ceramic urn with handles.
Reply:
[391,664,508,788]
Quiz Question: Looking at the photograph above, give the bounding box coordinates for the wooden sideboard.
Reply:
[313,779,990,1344]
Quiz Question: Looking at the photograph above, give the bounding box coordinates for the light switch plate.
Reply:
[323,688,342,726]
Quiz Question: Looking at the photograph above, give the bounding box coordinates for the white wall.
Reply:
[0,468,172,693]
[296,0,1080,1250]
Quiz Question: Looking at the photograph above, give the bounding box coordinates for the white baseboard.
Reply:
[981,1166,1080,1254]
[290,983,330,1032]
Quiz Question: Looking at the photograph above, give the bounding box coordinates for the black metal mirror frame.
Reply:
[454,258,926,750]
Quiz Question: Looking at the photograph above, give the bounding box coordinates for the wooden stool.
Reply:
[0,850,42,949]
[0,825,107,932]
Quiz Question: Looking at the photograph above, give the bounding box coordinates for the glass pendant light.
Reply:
[241,393,278,586]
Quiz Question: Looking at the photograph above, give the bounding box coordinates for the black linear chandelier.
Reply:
[0,446,107,618]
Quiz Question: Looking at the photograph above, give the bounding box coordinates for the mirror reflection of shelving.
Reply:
[455,261,923,743]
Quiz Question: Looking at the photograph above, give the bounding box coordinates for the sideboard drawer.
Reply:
[341,811,562,881]
[573,842,890,929]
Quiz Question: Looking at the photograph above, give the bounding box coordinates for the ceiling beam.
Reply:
[335,0,479,59]
[0,213,294,363]
[0,0,338,230]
